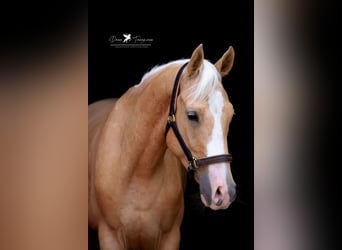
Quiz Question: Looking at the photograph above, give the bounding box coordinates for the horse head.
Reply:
[166,44,236,210]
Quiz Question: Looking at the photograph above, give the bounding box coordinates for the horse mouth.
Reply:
[199,183,232,210]
[200,192,231,210]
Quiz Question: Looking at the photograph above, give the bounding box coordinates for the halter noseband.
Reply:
[164,62,233,176]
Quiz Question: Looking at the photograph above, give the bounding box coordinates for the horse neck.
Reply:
[113,64,181,176]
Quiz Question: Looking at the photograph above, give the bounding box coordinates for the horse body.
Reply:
[89,44,236,249]
[89,64,186,249]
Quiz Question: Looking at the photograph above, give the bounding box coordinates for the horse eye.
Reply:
[187,111,199,122]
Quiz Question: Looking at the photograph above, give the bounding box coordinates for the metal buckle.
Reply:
[187,157,198,176]
[189,157,198,169]
[167,114,176,123]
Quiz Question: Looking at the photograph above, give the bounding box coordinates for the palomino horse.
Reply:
[89,44,237,249]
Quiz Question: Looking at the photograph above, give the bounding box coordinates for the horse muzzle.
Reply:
[198,164,236,210]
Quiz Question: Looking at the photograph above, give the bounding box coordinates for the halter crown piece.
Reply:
[164,63,233,176]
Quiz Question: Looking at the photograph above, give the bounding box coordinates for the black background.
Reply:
[89,2,254,249]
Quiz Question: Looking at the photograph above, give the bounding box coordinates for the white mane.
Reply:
[136,59,221,102]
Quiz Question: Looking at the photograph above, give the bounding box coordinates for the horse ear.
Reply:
[215,46,235,77]
[187,44,204,77]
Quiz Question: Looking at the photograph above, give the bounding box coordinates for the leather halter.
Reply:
[164,62,233,175]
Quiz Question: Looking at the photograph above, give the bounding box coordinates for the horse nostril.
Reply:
[216,187,222,196]
[215,186,223,206]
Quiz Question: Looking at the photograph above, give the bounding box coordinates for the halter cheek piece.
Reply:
[164,62,233,176]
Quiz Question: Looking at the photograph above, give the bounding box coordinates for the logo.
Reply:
[109,33,154,48]
[123,33,131,43]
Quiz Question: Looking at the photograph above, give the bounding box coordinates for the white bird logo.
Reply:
[123,34,131,43]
